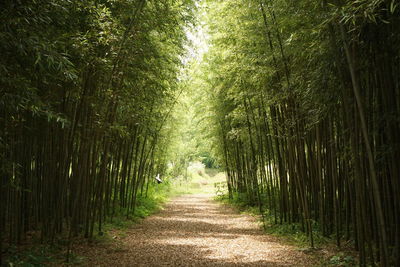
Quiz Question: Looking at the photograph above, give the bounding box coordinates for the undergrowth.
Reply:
[215,192,358,267]
[3,242,84,266]
[2,167,225,266]
[2,179,185,266]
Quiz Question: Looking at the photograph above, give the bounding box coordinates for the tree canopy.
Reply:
[1,0,400,266]
[195,1,400,266]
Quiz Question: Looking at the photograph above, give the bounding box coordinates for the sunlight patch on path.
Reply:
[79,193,317,266]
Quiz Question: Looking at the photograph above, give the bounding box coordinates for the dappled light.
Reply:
[77,193,316,266]
[1,0,399,266]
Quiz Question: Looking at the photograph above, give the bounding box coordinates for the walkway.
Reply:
[80,194,316,266]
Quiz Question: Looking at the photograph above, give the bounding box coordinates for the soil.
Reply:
[75,193,319,266]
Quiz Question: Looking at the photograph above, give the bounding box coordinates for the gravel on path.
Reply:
[79,194,317,266]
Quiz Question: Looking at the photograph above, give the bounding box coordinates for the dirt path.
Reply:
[79,194,317,266]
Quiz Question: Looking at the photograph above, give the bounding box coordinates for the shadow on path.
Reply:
[80,194,315,266]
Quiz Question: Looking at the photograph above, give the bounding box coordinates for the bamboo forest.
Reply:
[1,0,399,266]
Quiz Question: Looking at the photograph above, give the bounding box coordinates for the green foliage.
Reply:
[195,0,400,266]
[327,254,356,267]
[2,0,399,266]
[0,0,199,264]
[4,244,84,266]
[5,245,55,266]
[218,192,359,266]
[214,181,227,197]
[134,184,170,218]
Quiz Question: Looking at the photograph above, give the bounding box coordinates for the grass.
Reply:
[215,192,358,267]
[4,245,57,266]
[96,169,358,267]
[2,177,190,266]
[3,240,85,266]
[3,166,357,266]
[2,166,227,266]
[176,165,226,195]
[92,180,182,244]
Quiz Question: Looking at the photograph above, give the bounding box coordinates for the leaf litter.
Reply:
[74,193,319,266]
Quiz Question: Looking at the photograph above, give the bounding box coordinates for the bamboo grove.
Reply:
[201,0,400,266]
[0,0,196,263]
